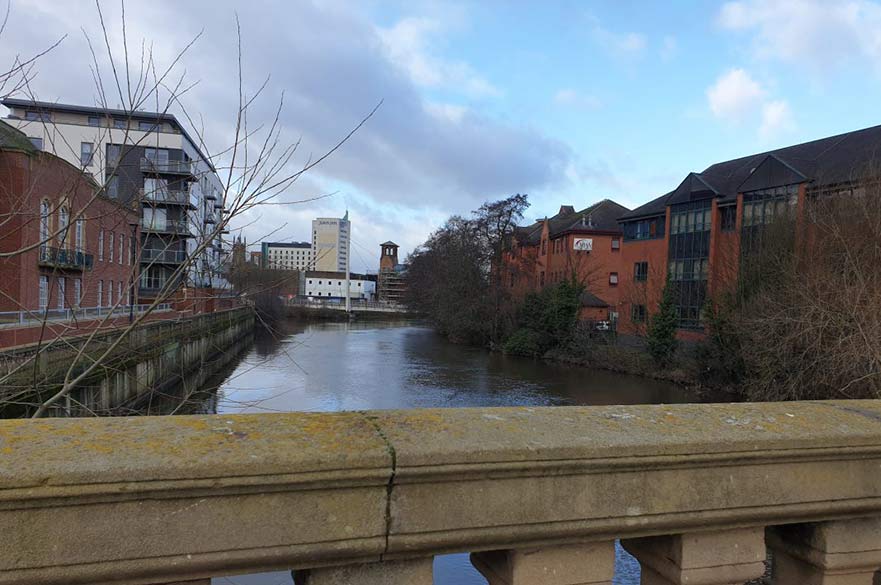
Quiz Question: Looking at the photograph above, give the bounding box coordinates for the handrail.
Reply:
[3,401,881,584]
[0,304,171,326]
[37,246,94,270]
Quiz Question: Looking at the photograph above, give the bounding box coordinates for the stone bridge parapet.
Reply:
[3,400,881,584]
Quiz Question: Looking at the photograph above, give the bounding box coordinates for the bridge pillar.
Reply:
[470,541,615,584]
[768,517,881,584]
[622,527,765,585]
[292,558,433,585]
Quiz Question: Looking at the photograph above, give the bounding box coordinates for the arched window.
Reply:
[59,206,69,248]
[75,217,85,253]
[39,200,50,250]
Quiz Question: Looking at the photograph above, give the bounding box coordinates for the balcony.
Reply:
[204,214,217,224]
[141,248,188,264]
[38,246,94,271]
[139,157,196,179]
[139,187,194,208]
[140,218,192,237]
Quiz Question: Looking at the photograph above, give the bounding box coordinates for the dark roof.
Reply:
[0,119,37,153]
[381,241,398,247]
[1,98,215,171]
[266,241,311,248]
[513,199,630,245]
[580,290,609,308]
[620,122,881,221]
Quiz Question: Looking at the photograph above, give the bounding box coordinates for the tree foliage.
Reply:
[503,276,583,357]
[647,276,678,367]
[406,194,530,344]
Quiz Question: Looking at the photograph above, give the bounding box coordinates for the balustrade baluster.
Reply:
[293,558,433,585]
[768,517,881,584]
[622,528,765,585]
[471,541,615,585]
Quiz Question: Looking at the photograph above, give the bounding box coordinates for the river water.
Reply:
[206,319,692,585]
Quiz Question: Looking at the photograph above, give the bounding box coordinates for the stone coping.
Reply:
[2,400,881,584]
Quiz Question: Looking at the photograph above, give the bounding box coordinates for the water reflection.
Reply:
[205,319,689,585]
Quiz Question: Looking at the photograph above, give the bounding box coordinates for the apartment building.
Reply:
[1,99,228,301]
[506,199,630,322]
[311,213,350,272]
[0,121,139,314]
[261,241,312,270]
[617,123,881,338]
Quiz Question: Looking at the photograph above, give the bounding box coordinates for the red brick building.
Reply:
[0,121,139,316]
[506,199,630,322]
[617,123,881,339]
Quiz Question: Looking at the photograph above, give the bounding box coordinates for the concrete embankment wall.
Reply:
[0,306,254,417]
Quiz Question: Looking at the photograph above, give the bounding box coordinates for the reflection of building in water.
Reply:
[377,241,407,303]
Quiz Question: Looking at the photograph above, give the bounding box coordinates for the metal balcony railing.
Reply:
[0,303,171,327]
[141,248,188,264]
[140,218,191,236]
[38,246,94,271]
[139,158,195,176]
[139,188,191,206]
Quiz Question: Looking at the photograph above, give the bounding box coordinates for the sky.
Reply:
[4,0,881,271]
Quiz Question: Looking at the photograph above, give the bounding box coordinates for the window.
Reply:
[74,279,82,307]
[39,200,50,249]
[106,176,119,199]
[139,121,159,131]
[98,229,104,261]
[80,142,94,166]
[58,207,69,248]
[28,136,42,149]
[114,119,127,129]
[98,281,103,307]
[25,111,50,122]
[88,116,101,127]
[118,282,122,304]
[128,237,134,265]
[624,216,665,241]
[106,144,122,166]
[720,206,736,232]
[611,238,620,250]
[119,237,124,264]
[75,218,84,252]
[143,208,166,230]
[631,304,646,323]
[107,281,113,307]
[57,278,65,310]
[634,261,649,282]
[541,239,547,255]
[609,272,619,286]
[39,276,48,310]
[109,232,116,263]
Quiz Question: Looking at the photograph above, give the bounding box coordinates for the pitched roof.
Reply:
[580,290,609,308]
[620,122,881,221]
[0,119,37,153]
[547,199,630,237]
[381,241,399,247]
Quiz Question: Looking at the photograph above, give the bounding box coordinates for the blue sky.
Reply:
[5,1,881,270]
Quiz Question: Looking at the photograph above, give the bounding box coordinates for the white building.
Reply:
[1,99,228,298]
[311,213,349,272]
[301,271,375,300]
[261,241,312,270]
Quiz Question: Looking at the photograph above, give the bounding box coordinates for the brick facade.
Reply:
[0,146,139,314]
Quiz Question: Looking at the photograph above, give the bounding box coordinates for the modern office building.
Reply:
[261,241,312,271]
[1,98,228,301]
[311,213,350,272]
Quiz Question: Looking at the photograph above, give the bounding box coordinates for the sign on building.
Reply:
[573,238,593,251]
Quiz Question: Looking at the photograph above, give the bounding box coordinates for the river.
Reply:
[205,318,692,585]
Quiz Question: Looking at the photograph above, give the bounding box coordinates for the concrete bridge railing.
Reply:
[4,401,881,584]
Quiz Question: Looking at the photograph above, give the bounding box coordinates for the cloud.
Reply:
[759,99,796,141]
[706,68,796,140]
[706,68,766,121]
[718,0,881,74]
[377,16,500,98]
[660,36,678,61]
[591,25,647,59]
[553,89,602,110]
[0,0,572,269]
